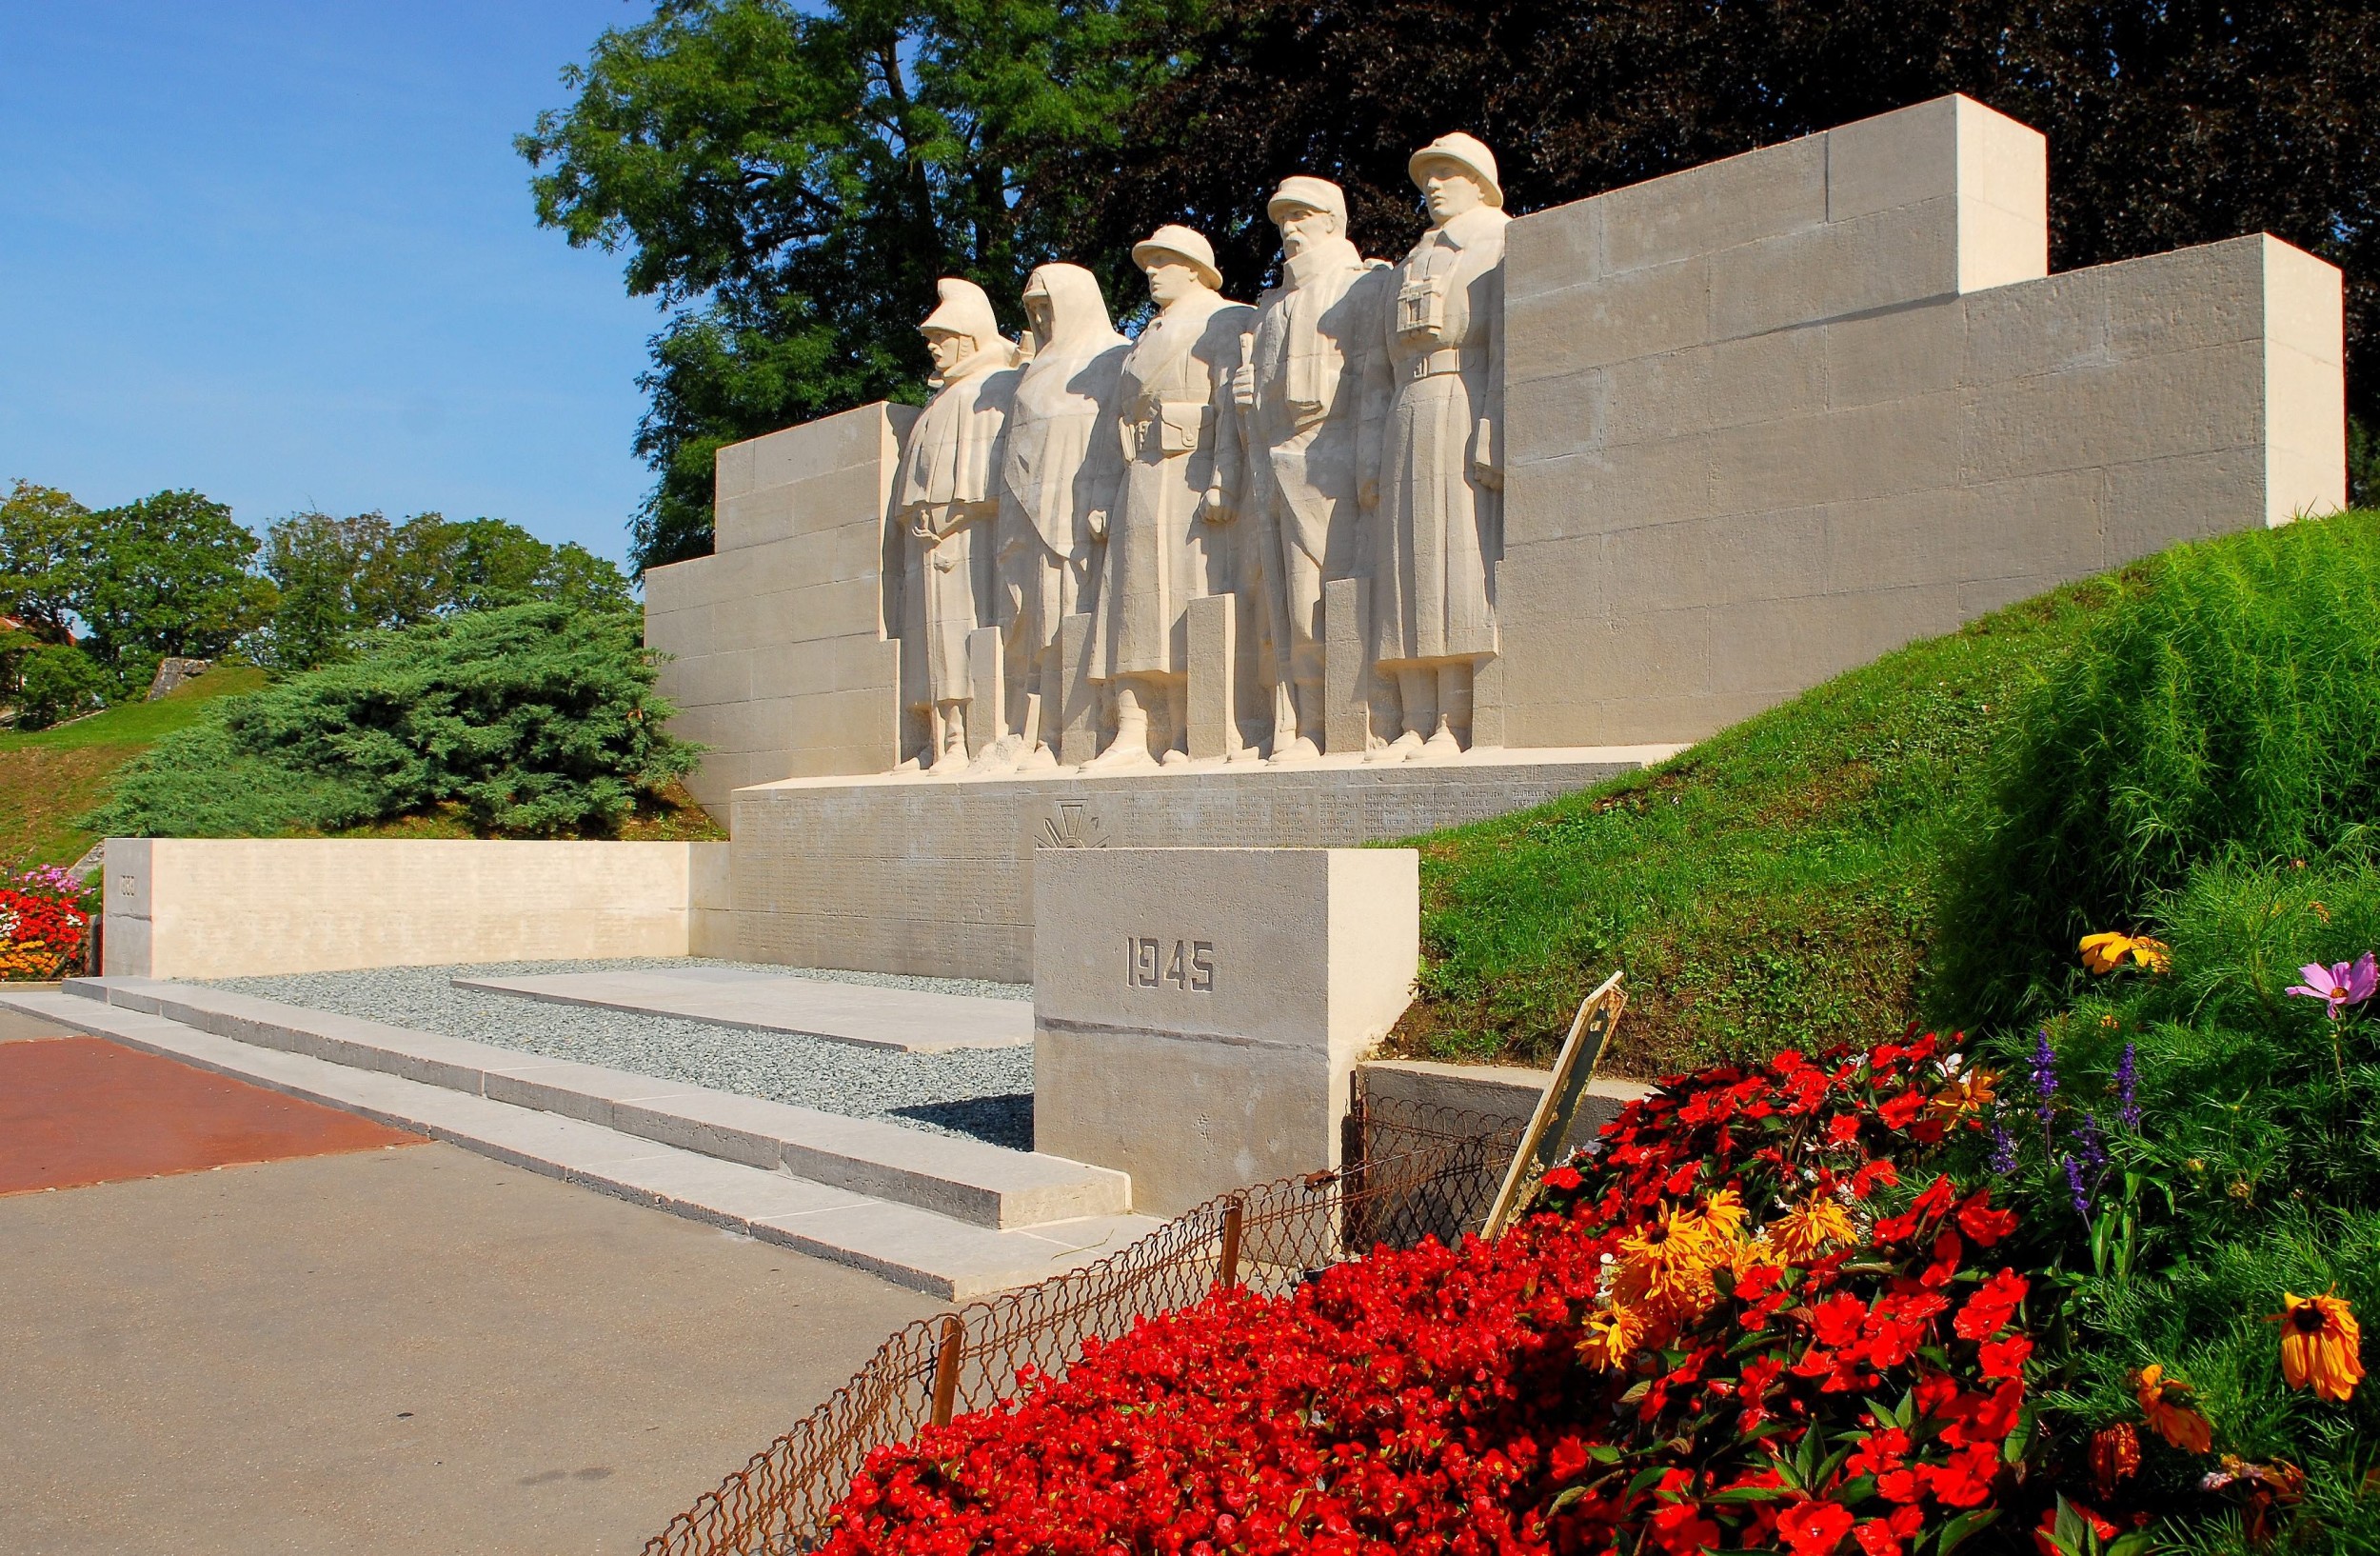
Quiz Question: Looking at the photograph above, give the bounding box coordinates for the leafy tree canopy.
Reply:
[517,0,1200,571]
[261,509,634,670]
[538,0,2380,566]
[0,481,93,645]
[74,489,277,675]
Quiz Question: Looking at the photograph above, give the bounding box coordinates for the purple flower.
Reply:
[2063,1152,2092,1220]
[2075,1112,2107,1176]
[2286,952,2380,1019]
[2032,1028,2058,1124]
[2115,1043,2140,1131]
[1989,1117,2019,1174]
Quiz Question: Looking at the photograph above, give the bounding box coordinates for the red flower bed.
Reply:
[824,1036,2036,1556]
[0,886,87,979]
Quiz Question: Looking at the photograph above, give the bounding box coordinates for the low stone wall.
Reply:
[1356,1057,1654,1154]
[100,838,733,980]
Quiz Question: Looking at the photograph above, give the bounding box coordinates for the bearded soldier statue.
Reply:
[890,277,1019,773]
[1233,175,1393,763]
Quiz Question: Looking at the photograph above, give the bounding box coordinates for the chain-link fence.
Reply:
[641,1092,1526,1556]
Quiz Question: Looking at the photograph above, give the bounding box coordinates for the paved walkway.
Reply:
[0,1031,944,1555]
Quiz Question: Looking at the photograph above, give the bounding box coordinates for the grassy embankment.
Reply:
[1389,569,2144,1079]
[0,668,268,869]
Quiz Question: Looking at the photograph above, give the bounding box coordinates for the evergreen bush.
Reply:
[87,602,700,838]
[1932,512,2380,1026]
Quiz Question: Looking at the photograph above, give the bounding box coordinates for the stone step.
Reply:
[448,967,1032,1052]
[1,988,1156,1301]
[59,977,1127,1231]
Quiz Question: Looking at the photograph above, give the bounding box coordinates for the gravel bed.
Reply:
[208,957,1037,1151]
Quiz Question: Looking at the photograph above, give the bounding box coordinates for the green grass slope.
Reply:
[1390,570,2145,1079]
[0,667,267,869]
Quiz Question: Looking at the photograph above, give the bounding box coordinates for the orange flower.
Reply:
[2134,1364,2214,1452]
[1926,1067,1999,1123]
[1767,1192,1858,1263]
[2274,1290,2365,1402]
[2081,932,2172,975]
[1576,1303,1644,1371]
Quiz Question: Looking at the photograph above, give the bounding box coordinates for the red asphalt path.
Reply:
[0,1035,424,1195]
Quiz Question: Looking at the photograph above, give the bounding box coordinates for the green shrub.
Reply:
[87,602,701,838]
[14,644,106,729]
[1931,511,2380,1027]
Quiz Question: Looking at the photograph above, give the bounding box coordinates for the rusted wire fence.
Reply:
[642,1093,1526,1556]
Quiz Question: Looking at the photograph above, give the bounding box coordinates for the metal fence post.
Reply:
[929,1313,964,1426]
[1218,1197,1244,1289]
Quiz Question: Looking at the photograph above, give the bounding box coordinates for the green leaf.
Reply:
[1938,1507,2002,1556]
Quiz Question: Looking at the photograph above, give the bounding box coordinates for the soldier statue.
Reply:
[890,277,1019,773]
[1233,175,1393,763]
[1371,132,1509,760]
[1085,226,1255,768]
[990,263,1129,771]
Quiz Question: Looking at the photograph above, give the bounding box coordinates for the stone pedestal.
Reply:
[1032,847,1419,1215]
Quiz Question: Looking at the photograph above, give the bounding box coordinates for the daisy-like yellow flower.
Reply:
[2135,1363,2214,1452]
[2274,1290,2365,1403]
[1766,1191,1858,1263]
[1609,1205,1713,1308]
[2081,932,2172,975]
[1688,1187,1749,1242]
[1577,1303,1645,1371]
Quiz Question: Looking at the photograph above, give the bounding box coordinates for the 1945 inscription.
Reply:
[1127,937,1215,992]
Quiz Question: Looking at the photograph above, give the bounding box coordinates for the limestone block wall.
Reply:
[1497,93,2347,748]
[100,838,732,980]
[645,403,918,812]
[723,751,1664,982]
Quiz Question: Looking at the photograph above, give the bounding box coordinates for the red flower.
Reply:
[1813,1293,1869,1348]
[1977,1333,2033,1381]
[1542,1165,1583,1191]
[1853,1518,1903,1556]
[1957,1193,2017,1247]
[1778,1499,1855,1556]
[1917,1442,2001,1507]
[1649,1501,1721,1553]
[1955,1269,2030,1340]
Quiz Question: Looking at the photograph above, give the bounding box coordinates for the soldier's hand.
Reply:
[1359,477,1379,509]
[1474,459,1504,492]
[1230,362,1256,410]
[1199,487,1237,526]
[1085,509,1108,541]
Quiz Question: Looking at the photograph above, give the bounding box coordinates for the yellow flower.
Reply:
[2274,1291,2365,1403]
[1767,1191,1858,1263]
[2135,1364,2214,1452]
[2081,932,2172,974]
[1577,1303,1645,1370]
[1688,1187,1749,1242]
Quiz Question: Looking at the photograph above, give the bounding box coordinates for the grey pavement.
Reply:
[0,1142,943,1556]
[452,967,1033,1052]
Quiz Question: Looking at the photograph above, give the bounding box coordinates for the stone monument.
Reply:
[645,94,2346,980]
[889,278,1019,771]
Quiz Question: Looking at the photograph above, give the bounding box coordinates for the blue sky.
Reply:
[0,1,661,566]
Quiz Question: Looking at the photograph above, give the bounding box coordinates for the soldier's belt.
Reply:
[1399,348,1464,382]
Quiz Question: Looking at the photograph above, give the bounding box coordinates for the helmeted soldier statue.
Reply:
[990,263,1129,772]
[1084,226,1256,768]
[1371,132,1510,761]
[889,277,1019,773]
[1233,175,1393,763]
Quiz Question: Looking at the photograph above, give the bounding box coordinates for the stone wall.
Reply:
[1496,94,2347,748]
[722,750,1667,981]
[101,838,731,979]
[644,403,917,811]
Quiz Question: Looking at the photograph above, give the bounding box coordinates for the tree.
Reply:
[260,510,637,670]
[74,490,275,679]
[519,0,1198,570]
[1085,0,2380,482]
[0,480,91,644]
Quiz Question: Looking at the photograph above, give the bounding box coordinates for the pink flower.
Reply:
[2286,952,2380,1019]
